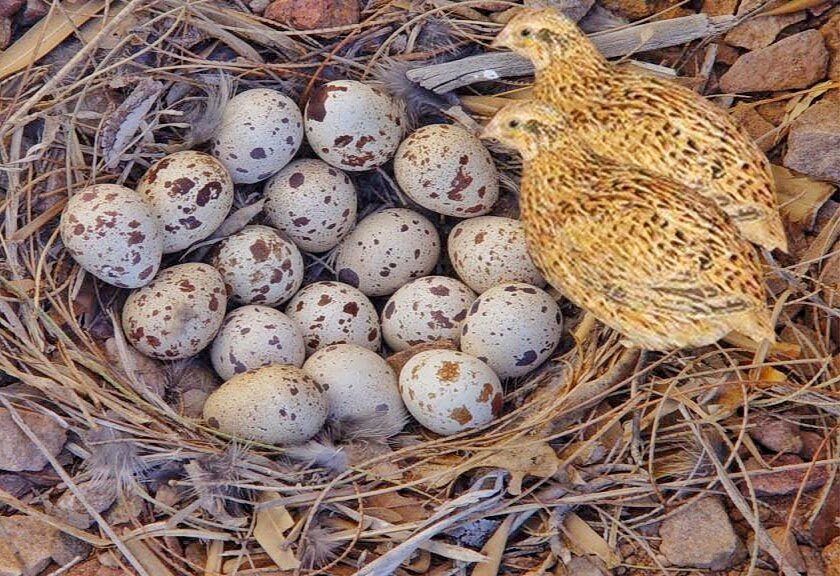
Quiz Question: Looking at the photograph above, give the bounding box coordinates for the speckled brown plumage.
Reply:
[493,8,788,253]
[481,102,776,351]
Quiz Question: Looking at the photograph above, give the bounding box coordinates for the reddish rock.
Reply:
[725,0,805,50]
[801,545,826,576]
[730,104,776,151]
[824,537,840,576]
[765,527,807,573]
[744,454,830,496]
[800,431,829,460]
[265,0,359,32]
[720,30,829,93]
[20,0,46,24]
[809,479,840,547]
[701,0,737,15]
[821,14,840,80]
[0,0,23,17]
[784,95,840,183]
[748,414,803,454]
[659,497,746,570]
[0,17,10,51]
[0,408,67,472]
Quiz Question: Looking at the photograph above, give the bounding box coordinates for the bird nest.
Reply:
[0,1,837,575]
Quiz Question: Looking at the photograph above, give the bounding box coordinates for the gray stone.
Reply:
[749,414,803,454]
[659,497,746,570]
[784,95,840,183]
[725,0,805,50]
[0,408,66,472]
[0,515,84,576]
[53,480,118,529]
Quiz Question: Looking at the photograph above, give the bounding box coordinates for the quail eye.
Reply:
[508,120,520,128]
[520,28,532,37]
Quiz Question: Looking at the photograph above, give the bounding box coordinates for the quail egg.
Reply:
[448,216,545,293]
[460,283,563,379]
[211,88,303,184]
[122,263,226,360]
[203,365,327,445]
[399,349,502,436]
[60,184,163,288]
[304,80,406,171]
[210,225,304,306]
[381,276,475,352]
[335,208,440,297]
[303,343,406,433]
[264,159,357,253]
[210,305,305,381]
[394,124,499,217]
[285,281,381,355]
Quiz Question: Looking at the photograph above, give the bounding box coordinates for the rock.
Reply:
[800,431,829,460]
[65,558,132,576]
[53,481,118,529]
[821,14,840,80]
[730,104,776,151]
[0,474,31,500]
[720,30,829,93]
[249,0,270,13]
[167,360,220,418]
[744,454,830,496]
[562,556,610,576]
[0,408,67,472]
[809,479,840,547]
[0,516,85,576]
[725,0,806,50]
[265,0,359,32]
[20,0,46,24]
[701,0,737,16]
[823,537,840,576]
[0,0,23,17]
[385,339,458,374]
[0,17,10,51]
[658,497,746,570]
[766,526,807,572]
[801,545,825,576]
[748,414,803,454]
[715,43,742,66]
[784,94,840,183]
[526,0,595,22]
[105,337,167,398]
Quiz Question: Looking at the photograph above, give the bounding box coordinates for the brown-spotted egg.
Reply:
[60,184,163,288]
[399,349,502,436]
[136,151,234,254]
[264,158,357,253]
[448,216,545,293]
[210,225,304,306]
[122,263,226,360]
[210,305,305,381]
[334,208,440,297]
[460,283,563,379]
[381,276,475,352]
[203,365,327,445]
[394,124,499,217]
[211,88,303,184]
[284,281,380,355]
[304,80,406,171]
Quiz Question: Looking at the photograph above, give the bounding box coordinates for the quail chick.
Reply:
[492,8,788,253]
[481,101,776,351]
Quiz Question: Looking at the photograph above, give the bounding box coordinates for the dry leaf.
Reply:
[773,165,836,228]
[560,513,621,569]
[99,79,163,169]
[253,493,300,571]
[472,514,515,576]
[365,492,431,524]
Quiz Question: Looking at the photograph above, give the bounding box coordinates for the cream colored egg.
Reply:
[264,159,357,253]
[334,208,440,297]
[210,225,304,306]
[460,283,563,379]
[448,216,545,293]
[211,88,303,184]
[394,124,499,217]
[122,263,226,360]
[304,80,406,171]
[203,365,327,444]
[303,344,406,433]
[399,349,502,436]
[210,305,305,381]
[136,151,233,254]
[381,276,475,352]
[284,281,380,355]
[60,184,162,288]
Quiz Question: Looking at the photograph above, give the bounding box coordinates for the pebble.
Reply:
[725,0,806,50]
[0,408,66,472]
[748,414,803,454]
[823,536,840,576]
[0,516,86,576]
[765,526,807,573]
[784,94,840,183]
[821,14,840,80]
[720,30,829,93]
[526,0,595,22]
[730,104,776,152]
[744,454,829,496]
[264,0,359,31]
[0,0,23,18]
[658,496,746,570]
[701,0,738,15]
[53,480,118,529]
[808,479,839,547]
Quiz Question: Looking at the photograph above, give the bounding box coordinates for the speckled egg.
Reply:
[284,281,380,355]
[334,208,440,297]
[304,80,406,171]
[210,305,305,381]
[303,344,406,432]
[122,263,226,360]
[381,276,476,352]
[211,88,303,184]
[394,124,499,217]
[136,151,234,254]
[210,225,304,306]
[203,365,327,445]
[60,184,163,288]
[264,159,357,253]
[448,216,545,293]
[460,283,563,379]
[399,349,502,436]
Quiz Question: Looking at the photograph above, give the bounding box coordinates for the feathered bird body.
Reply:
[493,9,788,252]
[482,102,776,351]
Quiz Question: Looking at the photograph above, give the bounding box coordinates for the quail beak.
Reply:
[490,28,511,50]
[479,121,499,142]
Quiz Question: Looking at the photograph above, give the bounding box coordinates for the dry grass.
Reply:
[0,1,838,575]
